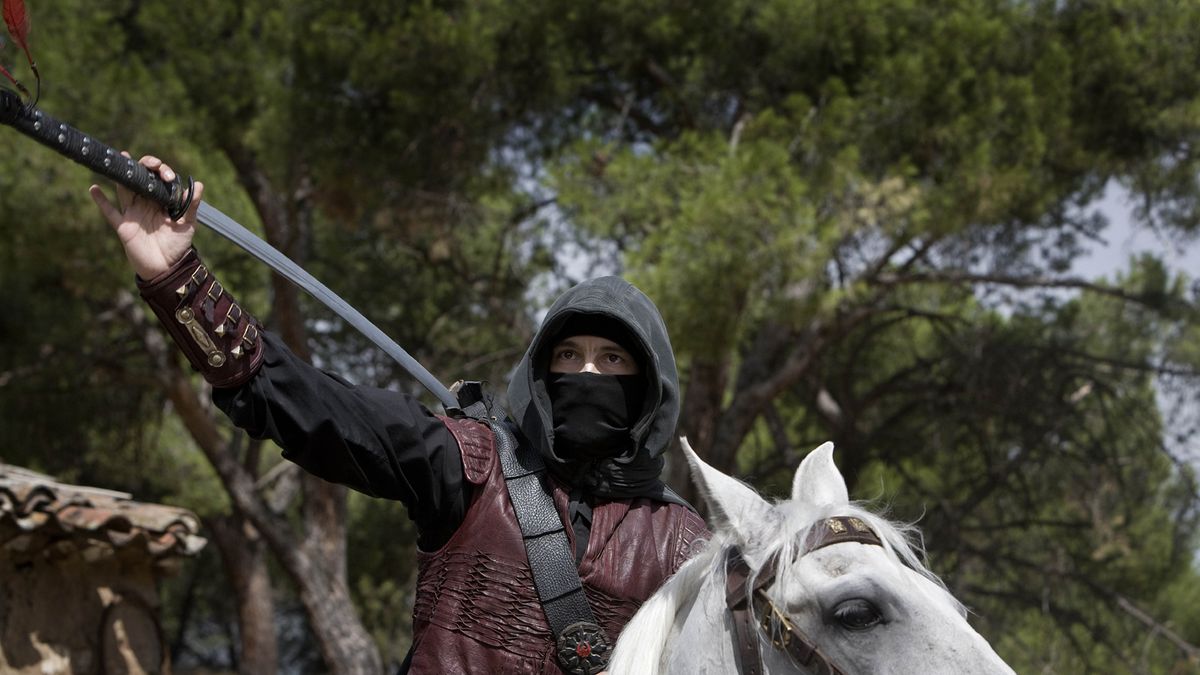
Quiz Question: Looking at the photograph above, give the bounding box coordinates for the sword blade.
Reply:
[197,202,458,410]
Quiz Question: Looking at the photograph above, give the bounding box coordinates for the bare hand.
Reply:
[90,153,205,279]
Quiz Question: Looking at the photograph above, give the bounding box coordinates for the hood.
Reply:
[506,276,681,500]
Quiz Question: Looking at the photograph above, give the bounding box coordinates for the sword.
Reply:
[0,88,459,411]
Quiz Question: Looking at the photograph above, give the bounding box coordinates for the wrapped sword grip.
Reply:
[0,88,193,219]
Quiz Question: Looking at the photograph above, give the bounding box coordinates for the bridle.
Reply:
[724,516,884,675]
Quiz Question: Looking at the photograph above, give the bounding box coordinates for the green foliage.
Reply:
[347,492,418,669]
[780,284,1200,672]
[3,0,568,666]
[558,129,832,359]
[2,0,1199,671]
[548,0,1200,670]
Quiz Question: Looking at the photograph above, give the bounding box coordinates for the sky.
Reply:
[1071,181,1199,467]
[1073,181,1200,282]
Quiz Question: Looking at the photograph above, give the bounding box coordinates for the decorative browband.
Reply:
[804,516,884,553]
[138,248,264,388]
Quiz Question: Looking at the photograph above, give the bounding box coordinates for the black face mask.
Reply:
[547,372,646,461]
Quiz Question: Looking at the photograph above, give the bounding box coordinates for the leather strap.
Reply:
[725,548,769,675]
[726,546,848,675]
[450,381,609,675]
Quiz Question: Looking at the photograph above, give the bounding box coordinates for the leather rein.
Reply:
[724,516,884,675]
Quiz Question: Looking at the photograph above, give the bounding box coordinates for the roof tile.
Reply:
[0,463,206,560]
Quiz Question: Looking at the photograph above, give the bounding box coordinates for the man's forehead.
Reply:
[553,335,633,351]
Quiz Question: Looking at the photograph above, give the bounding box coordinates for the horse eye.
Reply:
[831,599,883,631]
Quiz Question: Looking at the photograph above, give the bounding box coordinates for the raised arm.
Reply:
[211,332,470,549]
[92,156,472,549]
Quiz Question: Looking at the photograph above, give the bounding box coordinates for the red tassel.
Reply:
[2,0,38,99]
[0,61,29,97]
[3,0,31,57]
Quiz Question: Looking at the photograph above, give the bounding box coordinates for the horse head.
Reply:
[609,439,1015,675]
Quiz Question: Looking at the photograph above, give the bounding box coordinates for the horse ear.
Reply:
[791,442,850,506]
[680,436,770,534]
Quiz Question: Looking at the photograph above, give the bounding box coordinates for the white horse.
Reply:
[608,440,1015,675]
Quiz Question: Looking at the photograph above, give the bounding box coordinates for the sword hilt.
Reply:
[0,88,194,219]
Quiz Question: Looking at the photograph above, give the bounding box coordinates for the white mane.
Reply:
[609,491,961,674]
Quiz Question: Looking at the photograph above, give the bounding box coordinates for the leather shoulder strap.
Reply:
[438,415,495,485]
[449,381,610,675]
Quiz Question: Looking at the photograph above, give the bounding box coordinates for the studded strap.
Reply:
[447,380,610,675]
[138,248,264,387]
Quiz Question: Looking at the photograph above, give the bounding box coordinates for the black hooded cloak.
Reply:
[507,276,687,505]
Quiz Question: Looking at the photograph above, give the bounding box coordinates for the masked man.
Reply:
[90,157,709,674]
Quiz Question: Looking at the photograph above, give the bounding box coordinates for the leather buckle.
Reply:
[556,621,610,675]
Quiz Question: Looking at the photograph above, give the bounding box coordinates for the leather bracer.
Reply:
[137,248,265,388]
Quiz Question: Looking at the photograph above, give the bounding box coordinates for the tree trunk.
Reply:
[672,357,729,506]
[675,314,870,504]
[109,14,380,670]
[222,144,382,674]
[275,542,381,672]
[209,513,278,675]
[123,279,383,674]
[302,474,349,581]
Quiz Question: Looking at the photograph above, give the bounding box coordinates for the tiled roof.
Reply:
[0,462,206,564]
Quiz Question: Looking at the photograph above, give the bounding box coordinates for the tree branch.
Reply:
[1114,594,1200,661]
[1060,348,1200,378]
[711,305,880,464]
[873,270,1173,307]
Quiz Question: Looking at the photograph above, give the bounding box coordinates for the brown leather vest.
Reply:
[408,416,708,674]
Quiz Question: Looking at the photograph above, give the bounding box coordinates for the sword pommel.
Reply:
[0,89,195,219]
[0,88,22,125]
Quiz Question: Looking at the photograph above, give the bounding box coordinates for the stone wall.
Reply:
[1,545,166,675]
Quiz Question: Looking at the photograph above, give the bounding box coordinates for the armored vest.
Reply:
[408,416,707,674]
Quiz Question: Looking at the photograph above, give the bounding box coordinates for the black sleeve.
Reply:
[211,331,469,550]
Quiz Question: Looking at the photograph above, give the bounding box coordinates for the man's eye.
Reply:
[557,350,576,360]
[604,353,624,363]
